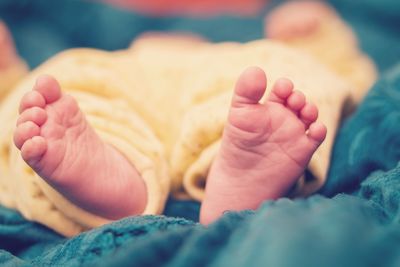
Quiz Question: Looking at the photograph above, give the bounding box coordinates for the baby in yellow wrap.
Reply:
[14,65,327,223]
[0,1,377,236]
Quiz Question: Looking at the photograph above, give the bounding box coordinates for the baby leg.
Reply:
[265,1,334,40]
[201,67,326,224]
[264,0,377,113]
[0,21,28,101]
[14,75,147,220]
[0,21,19,69]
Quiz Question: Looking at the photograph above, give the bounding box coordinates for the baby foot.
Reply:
[200,67,326,224]
[14,75,147,219]
[0,21,18,69]
[265,1,334,40]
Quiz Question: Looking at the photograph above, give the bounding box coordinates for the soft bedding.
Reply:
[0,0,400,266]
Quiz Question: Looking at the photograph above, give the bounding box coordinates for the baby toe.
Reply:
[14,121,40,149]
[17,107,47,126]
[21,136,47,164]
[19,91,46,114]
[268,78,294,104]
[300,102,318,127]
[307,122,327,145]
[286,90,306,112]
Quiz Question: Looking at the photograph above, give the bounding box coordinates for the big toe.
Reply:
[34,75,62,104]
[232,66,267,107]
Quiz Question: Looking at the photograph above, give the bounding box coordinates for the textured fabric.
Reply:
[0,58,27,101]
[2,63,399,267]
[321,65,400,196]
[0,0,377,236]
[0,39,351,236]
[329,0,400,72]
[0,0,400,266]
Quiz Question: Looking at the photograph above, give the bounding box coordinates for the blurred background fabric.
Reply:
[0,0,399,71]
[1,0,400,266]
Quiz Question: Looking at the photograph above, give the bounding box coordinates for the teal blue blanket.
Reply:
[1,0,400,266]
